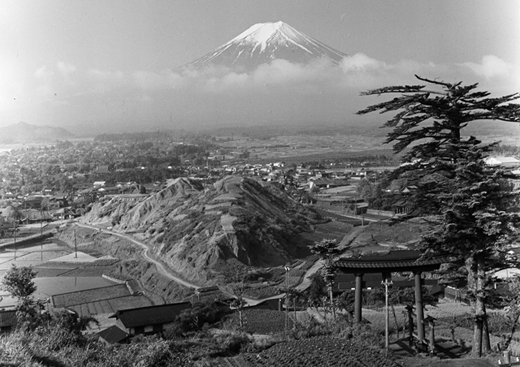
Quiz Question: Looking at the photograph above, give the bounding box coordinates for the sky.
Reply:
[1,0,519,135]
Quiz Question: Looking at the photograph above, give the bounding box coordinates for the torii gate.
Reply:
[334,250,448,344]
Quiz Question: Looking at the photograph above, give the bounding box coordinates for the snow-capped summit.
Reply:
[183,21,348,71]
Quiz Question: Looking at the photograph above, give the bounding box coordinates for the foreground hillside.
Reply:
[80,176,323,283]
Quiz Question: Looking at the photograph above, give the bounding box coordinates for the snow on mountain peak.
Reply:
[183,21,348,71]
[227,21,304,53]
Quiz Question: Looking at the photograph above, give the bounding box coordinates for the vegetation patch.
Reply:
[237,336,402,367]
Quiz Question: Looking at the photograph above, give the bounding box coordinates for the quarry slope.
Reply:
[80,176,323,283]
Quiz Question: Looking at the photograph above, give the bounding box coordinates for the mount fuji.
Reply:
[183,21,348,71]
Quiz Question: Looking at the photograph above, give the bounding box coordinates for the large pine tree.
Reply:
[358,75,520,356]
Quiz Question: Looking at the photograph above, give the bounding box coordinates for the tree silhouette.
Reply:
[1,265,37,300]
[358,75,520,161]
[309,239,341,319]
[358,75,520,356]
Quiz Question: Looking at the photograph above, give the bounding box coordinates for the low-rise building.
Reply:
[109,302,191,336]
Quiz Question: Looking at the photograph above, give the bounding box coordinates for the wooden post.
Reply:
[354,273,363,323]
[503,350,511,365]
[405,305,414,347]
[425,316,436,355]
[414,271,424,344]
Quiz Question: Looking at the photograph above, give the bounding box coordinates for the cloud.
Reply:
[54,52,514,98]
[5,52,518,132]
[340,53,387,72]
[459,55,513,79]
[88,68,124,81]
[57,61,76,76]
[34,65,53,81]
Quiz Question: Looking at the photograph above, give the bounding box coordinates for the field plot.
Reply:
[236,336,402,367]
[0,242,71,270]
[227,309,293,335]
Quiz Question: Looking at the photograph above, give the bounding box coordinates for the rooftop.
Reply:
[336,250,450,273]
[110,302,191,328]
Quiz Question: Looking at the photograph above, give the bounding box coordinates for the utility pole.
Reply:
[382,275,393,354]
[13,219,17,260]
[74,226,77,258]
[284,265,290,334]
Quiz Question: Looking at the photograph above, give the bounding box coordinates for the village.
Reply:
[0,136,519,232]
[0,138,520,365]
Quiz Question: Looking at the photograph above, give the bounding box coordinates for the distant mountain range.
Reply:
[0,122,75,143]
[183,21,348,72]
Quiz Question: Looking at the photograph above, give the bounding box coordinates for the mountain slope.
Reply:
[80,176,324,283]
[0,122,75,143]
[183,21,348,71]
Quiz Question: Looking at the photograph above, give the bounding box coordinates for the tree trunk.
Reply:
[483,303,491,353]
[467,255,488,357]
[294,297,297,326]
[238,308,244,329]
[328,283,336,320]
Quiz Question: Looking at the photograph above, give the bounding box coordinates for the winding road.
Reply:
[75,222,200,290]
[74,222,322,305]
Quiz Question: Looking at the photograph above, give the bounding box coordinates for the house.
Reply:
[95,165,111,175]
[0,309,17,334]
[485,156,520,168]
[392,199,414,215]
[109,302,191,336]
[51,208,76,220]
[97,186,121,195]
[247,298,282,311]
[20,209,53,223]
[97,325,129,345]
[23,195,44,209]
[51,194,69,208]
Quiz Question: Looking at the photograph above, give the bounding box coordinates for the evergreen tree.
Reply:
[358,75,520,356]
[310,239,341,319]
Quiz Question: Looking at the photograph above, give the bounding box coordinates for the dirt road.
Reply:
[75,223,201,290]
[74,222,318,305]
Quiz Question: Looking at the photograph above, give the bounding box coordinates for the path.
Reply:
[75,222,200,290]
[74,222,323,305]
[295,259,324,292]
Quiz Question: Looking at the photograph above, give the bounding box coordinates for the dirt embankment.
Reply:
[55,226,192,303]
[79,176,323,284]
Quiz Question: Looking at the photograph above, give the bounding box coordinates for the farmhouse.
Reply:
[109,302,191,336]
[97,325,130,345]
[0,309,17,334]
[485,156,520,168]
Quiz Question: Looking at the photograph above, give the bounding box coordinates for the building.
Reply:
[109,302,191,336]
[485,156,520,168]
[97,325,129,345]
[0,309,17,334]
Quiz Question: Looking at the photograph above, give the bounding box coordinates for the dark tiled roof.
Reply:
[335,250,449,269]
[111,302,191,328]
[97,325,129,344]
[0,310,17,328]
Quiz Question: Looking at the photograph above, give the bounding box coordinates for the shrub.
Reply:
[212,331,251,355]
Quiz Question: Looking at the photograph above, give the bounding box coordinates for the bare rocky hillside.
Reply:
[80,176,324,283]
